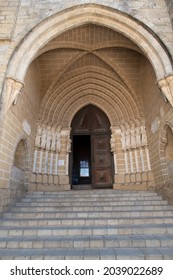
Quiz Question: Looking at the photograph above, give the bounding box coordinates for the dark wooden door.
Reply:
[71,105,113,188]
[92,135,113,188]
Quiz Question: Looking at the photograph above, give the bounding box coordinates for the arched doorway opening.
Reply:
[71,105,114,189]
[10,139,28,201]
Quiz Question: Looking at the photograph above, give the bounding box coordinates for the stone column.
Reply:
[33,150,38,173]
[129,122,136,173]
[111,126,125,188]
[58,128,71,190]
[33,124,42,173]
[44,150,48,174]
[39,150,43,173]
[54,127,61,176]
[134,149,139,172]
[145,148,151,171]
[124,152,129,174]
[110,127,118,175]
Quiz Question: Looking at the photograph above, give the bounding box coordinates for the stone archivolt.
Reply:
[39,66,142,127]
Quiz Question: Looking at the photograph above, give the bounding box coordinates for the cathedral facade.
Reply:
[0,0,173,214]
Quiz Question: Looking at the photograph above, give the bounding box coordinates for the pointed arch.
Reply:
[5,3,172,85]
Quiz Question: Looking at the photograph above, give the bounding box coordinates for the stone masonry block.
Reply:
[142,172,148,182]
[130,174,136,183]
[114,174,124,184]
[48,175,53,184]
[54,175,59,185]
[36,174,42,183]
[125,174,130,183]
[136,173,141,183]
[31,173,36,183]
[59,175,69,185]
[43,174,48,184]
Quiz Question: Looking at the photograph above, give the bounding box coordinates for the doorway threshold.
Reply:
[72,184,92,190]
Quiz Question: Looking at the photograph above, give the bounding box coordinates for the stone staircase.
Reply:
[0,189,173,259]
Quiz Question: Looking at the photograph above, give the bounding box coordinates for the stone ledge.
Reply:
[29,183,71,192]
[113,184,148,191]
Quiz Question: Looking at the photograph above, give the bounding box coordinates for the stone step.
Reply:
[0,247,173,260]
[20,196,163,203]
[0,234,173,249]
[21,190,163,198]
[15,200,168,207]
[0,223,173,237]
[11,204,173,212]
[10,205,172,213]
[27,190,159,196]
[1,216,173,227]
[3,209,173,219]
[1,189,173,259]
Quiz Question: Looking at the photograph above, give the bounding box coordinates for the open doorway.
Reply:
[72,135,91,185]
[71,105,113,189]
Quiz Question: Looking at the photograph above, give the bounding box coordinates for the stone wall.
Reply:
[10,0,173,53]
[0,60,41,213]
[139,57,173,202]
[0,1,173,94]
[165,0,173,28]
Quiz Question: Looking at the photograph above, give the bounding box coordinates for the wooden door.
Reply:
[92,135,113,188]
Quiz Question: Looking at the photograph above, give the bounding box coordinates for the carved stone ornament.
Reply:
[158,75,173,107]
[130,122,136,149]
[55,131,61,153]
[60,129,71,154]
[66,138,72,154]
[135,126,141,148]
[151,117,160,134]
[35,124,63,153]
[45,126,52,151]
[35,125,42,148]
[5,77,24,112]
[40,125,47,150]
[120,121,148,151]
[120,125,126,151]
[110,134,116,153]
[141,125,148,147]
[110,126,120,153]
[125,126,131,150]
[50,127,57,152]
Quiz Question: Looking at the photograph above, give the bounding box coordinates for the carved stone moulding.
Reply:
[4,77,24,113]
[119,120,148,151]
[158,74,173,107]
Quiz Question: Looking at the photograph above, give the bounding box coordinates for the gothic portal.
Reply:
[1,2,173,212]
